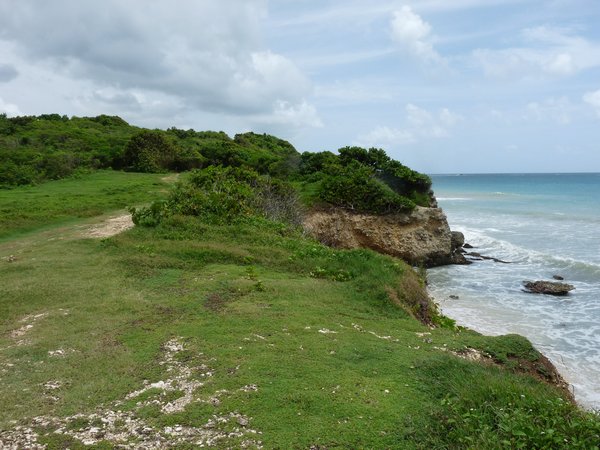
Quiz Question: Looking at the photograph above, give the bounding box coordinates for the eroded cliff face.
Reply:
[303,206,464,267]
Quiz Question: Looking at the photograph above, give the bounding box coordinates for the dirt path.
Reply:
[84,214,134,238]
[0,211,137,262]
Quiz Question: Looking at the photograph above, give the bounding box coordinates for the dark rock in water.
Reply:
[523,281,575,296]
[489,256,511,264]
[449,231,470,264]
[463,243,474,249]
[465,252,511,264]
[451,252,472,265]
[553,275,564,281]
[451,231,465,249]
[449,294,459,299]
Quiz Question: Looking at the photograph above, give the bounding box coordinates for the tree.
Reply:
[122,130,177,173]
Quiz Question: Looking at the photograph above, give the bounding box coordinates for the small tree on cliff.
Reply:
[122,130,177,173]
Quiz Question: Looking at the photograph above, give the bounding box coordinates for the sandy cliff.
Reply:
[303,206,465,267]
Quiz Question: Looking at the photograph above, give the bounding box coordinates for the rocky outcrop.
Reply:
[465,252,511,264]
[303,206,465,267]
[523,281,575,296]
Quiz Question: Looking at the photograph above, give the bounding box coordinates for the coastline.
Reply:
[429,173,600,412]
[429,278,598,412]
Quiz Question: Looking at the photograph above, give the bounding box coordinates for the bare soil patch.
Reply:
[85,214,134,238]
[0,338,263,449]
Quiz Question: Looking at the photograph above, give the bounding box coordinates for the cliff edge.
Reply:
[303,206,466,267]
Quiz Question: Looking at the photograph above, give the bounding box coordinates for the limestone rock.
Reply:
[451,231,465,249]
[523,281,575,296]
[303,207,457,267]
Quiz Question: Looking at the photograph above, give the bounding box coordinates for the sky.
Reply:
[1,0,600,173]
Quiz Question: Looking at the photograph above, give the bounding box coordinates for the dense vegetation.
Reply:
[0,113,433,214]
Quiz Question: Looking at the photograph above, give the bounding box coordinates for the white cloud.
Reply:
[390,6,441,62]
[524,97,572,124]
[356,104,462,148]
[440,108,463,126]
[314,80,394,104]
[0,97,22,116]
[473,26,600,80]
[474,48,576,79]
[583,89,600,118]
[253,100,323,129]
[0,0,319,129]
[357,126,416,149]
[406,103,463,138]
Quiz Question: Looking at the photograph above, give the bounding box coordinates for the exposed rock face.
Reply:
[451,231,465,249]
[523,281,575,296]
[303,206,463,267]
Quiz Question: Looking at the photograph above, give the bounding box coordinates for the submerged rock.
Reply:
[465,252,511,264]
[523,281,575,296]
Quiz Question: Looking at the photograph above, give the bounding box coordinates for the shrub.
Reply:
[438,394,600,448]
[298,146,433,212]
[299,151,339,175]
[382,160,432,193]
[122,130,177,173]
[318,161,415,214]
[0,160,37,186]
[133,166,302,227]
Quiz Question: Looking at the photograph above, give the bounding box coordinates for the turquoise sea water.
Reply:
[428,173,600,410]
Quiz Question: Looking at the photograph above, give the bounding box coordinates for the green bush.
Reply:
[0,160,37,187]
[298,146,432,212]
[130,201,169,227]
[299,151,339,175]
[122,130,177,173]
[438,394,600,448]
[318,161,415,214]
[133,166,302,227]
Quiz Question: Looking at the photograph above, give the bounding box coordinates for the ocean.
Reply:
[427,173,600,410]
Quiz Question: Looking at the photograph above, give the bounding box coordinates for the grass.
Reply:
[0,170,171,240]
[0,173,598,449]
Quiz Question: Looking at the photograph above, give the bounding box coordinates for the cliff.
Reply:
[303,206,466,267]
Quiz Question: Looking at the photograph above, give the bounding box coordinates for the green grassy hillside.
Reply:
[0,170,171,240]
[0,171,598,449]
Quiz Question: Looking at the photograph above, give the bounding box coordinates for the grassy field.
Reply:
[0,170,173,240]
[0,172,598,449]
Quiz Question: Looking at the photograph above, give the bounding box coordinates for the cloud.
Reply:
[0,0,319,128]
[357,126,416,148]
[314,79,394,104]
[583,89,600,118]
[389,6,441,62]
[0,97,22,116]
[473,26,600,80]
[251,100,323,129]
[356,104,462,148]
[524,97,572,124]
[0,64,18,82]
